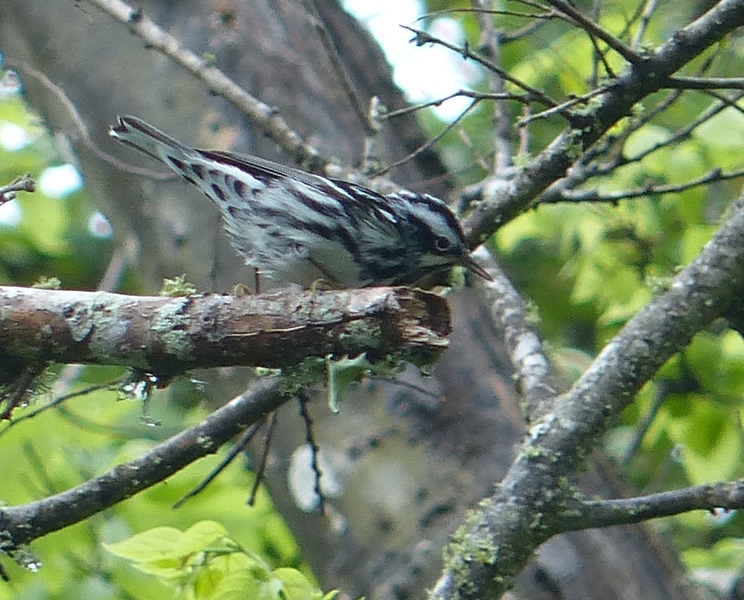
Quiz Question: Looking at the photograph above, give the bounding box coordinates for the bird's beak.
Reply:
[460,252,493,282]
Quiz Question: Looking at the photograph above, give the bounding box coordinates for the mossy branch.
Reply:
[0,286,451,379]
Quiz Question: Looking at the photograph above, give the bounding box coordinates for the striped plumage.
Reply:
[110,115,491,288]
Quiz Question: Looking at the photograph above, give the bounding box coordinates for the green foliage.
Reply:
[281,353,402,414]
[419,0,744,582]
[0,94,306,599]
[2,0,744,594]
[0,372,304,600]
[325,353,374,413]
[104,521,335,600]
[160,274,198,297]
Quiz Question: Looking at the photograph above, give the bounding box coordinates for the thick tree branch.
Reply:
[0,286,450,377]
[463,0,744,244]
[470,248,557,422]
[434,195,744,599]
[0,376,282,548]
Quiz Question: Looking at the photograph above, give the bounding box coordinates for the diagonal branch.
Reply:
[434,194,744,598]
[545,0,642,63]
[86,0,326,173]
[0,377,283,548]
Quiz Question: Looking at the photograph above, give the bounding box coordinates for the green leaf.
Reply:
[272,567,321,600]
[325,353,373,413]
[194,553,256,600]
[103,526,183,563]
[209,571,262,600]
[173,520,230,557]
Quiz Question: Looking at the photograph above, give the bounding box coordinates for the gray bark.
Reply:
[0,1,701,598]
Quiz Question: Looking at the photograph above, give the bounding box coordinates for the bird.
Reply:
[110,115,491,289]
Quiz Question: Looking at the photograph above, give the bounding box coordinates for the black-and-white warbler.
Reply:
[110,115,491,288]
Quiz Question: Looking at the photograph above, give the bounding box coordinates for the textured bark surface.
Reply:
[0,286,451,372]
[0,1,699,598]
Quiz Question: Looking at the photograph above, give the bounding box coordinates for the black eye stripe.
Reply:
[406,213,459,254]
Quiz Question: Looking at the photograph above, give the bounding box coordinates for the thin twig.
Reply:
[0,174,35,205]
[631,0,659,50]
[302,0,373,134]
[247,412,277,506]
[665,76,744,90]
[551,166,744,204]
[471,0,512,173]
[297,390,325,515]
[0,381,123,438]
[17,62,170,179]
[545,0,642,63]
[517,85,611,126]
[86,0,327,173]
[0,363,47,421]
[383,89,529,120]
[173,418,264,509]
[400,25,558,109]
[374,98,481,176]
[415,6,555,23]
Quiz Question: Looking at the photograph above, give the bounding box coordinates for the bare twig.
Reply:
[0,363,46,421]
[631,0,660,50]
[0,174,35,205]
[173,419,265,509]
[17,63,170,179]
[0,381,123,438]
[551,166,744,204]
[375,98,481,176]
[517,85,611,126]
[471,0,512,173]
[383,89,530,120]
[247,412,277,506]
[544,0,642,63]
[664,76,744,90]
[564,480,744,530]
[297,391,325,514]
[416,6,555,23]
[400,25,559,109]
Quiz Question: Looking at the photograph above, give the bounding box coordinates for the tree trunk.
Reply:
[0,1,701,598]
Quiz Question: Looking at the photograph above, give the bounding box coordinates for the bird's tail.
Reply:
[110,115,192,166]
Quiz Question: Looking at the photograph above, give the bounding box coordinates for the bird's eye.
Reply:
[434,235,452,252]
